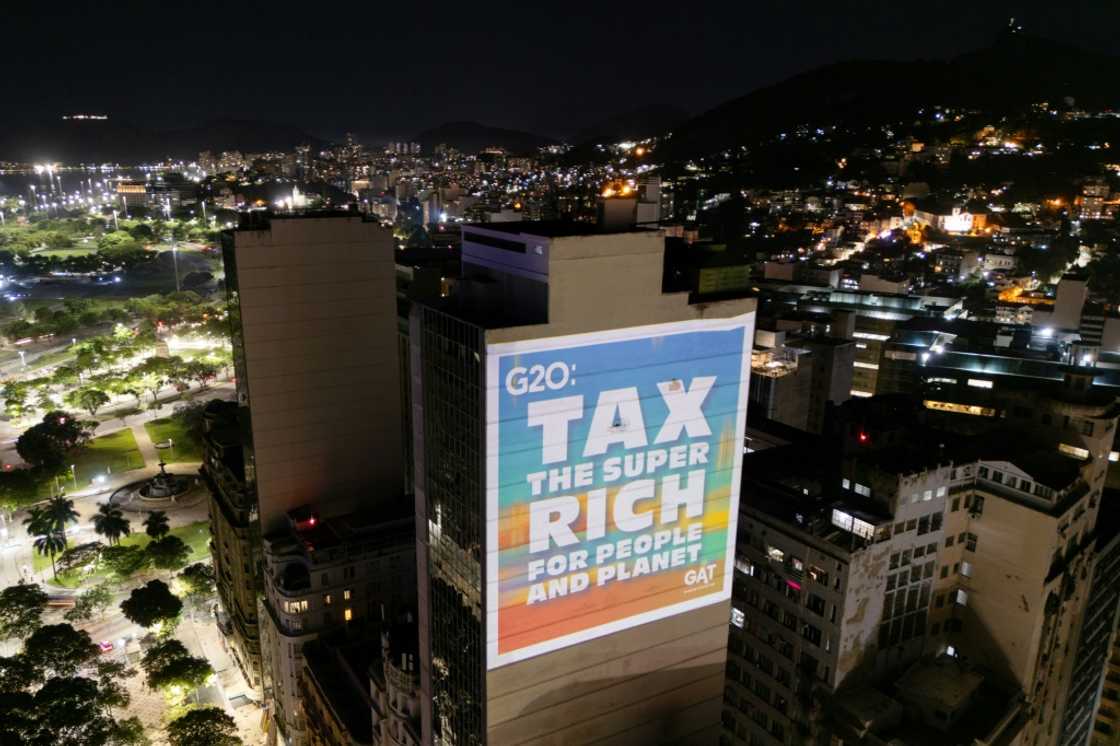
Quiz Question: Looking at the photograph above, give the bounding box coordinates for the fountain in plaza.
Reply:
[137,459,191,501]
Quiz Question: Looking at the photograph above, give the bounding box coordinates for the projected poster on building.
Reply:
[485,314,754,669]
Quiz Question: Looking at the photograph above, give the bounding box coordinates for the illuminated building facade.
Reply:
[410,221,756,744]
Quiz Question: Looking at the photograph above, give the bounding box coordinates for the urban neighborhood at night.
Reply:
[1,3,1119,745]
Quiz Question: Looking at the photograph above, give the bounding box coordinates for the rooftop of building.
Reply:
[265,504,414,560]
[832,656,1024,746]
[462,220,655,238]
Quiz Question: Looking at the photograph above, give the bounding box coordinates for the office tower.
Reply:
[207,214,408,735]
[222,214,404,533]
[410,219,756,744]
[722,380,1120,746]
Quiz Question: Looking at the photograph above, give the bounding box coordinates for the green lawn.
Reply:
[70,429,146,485]
[33,519,210,588]
[32,247,98,258]
[144,418,202,463]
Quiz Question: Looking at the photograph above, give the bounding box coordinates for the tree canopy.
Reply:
[15,411,94,470]
[140,638,212,694]
[166,706,241,746]
[120,579,181,630]
[0,582,48,639]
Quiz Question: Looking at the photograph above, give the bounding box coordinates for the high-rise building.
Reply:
[722,381,1120,746]
[222,214,404,534]
[409,220,756,744]
[207,214,409,740]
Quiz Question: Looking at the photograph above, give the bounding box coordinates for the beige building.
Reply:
[224,214,404,535]
[207,214,411,742]
[410,220,756,745]
[723,380,1120,746]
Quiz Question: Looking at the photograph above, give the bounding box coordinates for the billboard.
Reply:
[485,314,753,669]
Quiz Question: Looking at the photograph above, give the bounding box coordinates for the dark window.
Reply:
[806,593,826,616]
[951,497,961,512]
[965,533,978,552]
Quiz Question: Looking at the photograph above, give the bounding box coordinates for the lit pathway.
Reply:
[131,421,160,466]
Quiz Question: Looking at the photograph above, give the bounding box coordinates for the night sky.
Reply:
[6,0,1118,141]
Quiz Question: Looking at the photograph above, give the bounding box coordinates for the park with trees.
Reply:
[0,546,237,742]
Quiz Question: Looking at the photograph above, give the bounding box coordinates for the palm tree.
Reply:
[32,531,68,579]
[93,503,131,546]
[24,508,66,579]
[44,495,79,536]
[144,510,170,540]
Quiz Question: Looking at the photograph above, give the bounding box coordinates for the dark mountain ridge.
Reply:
[661,30,1119,160]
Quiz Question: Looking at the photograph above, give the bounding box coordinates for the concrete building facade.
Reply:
[722,383,1120,746]
[207,214,411,743]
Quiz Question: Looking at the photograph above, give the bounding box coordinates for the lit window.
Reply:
[731,607,745,628]
[853,361,879,370]
[923,400,996,417]
[961,561,973,578]
[792,557,804,573]
[923,490,932,501]
[854,483,871,497]
[323,594,332,606]
[955,589,968,606]
[1059,443,1090,460]
[343,589,352,601]
[344,608,353,622]
[1110,451,1119,463]
[967,378,993,389]
[842,478,851,490]
[767,546,785,563]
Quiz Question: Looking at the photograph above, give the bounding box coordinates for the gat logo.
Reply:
[685,563,718,586]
